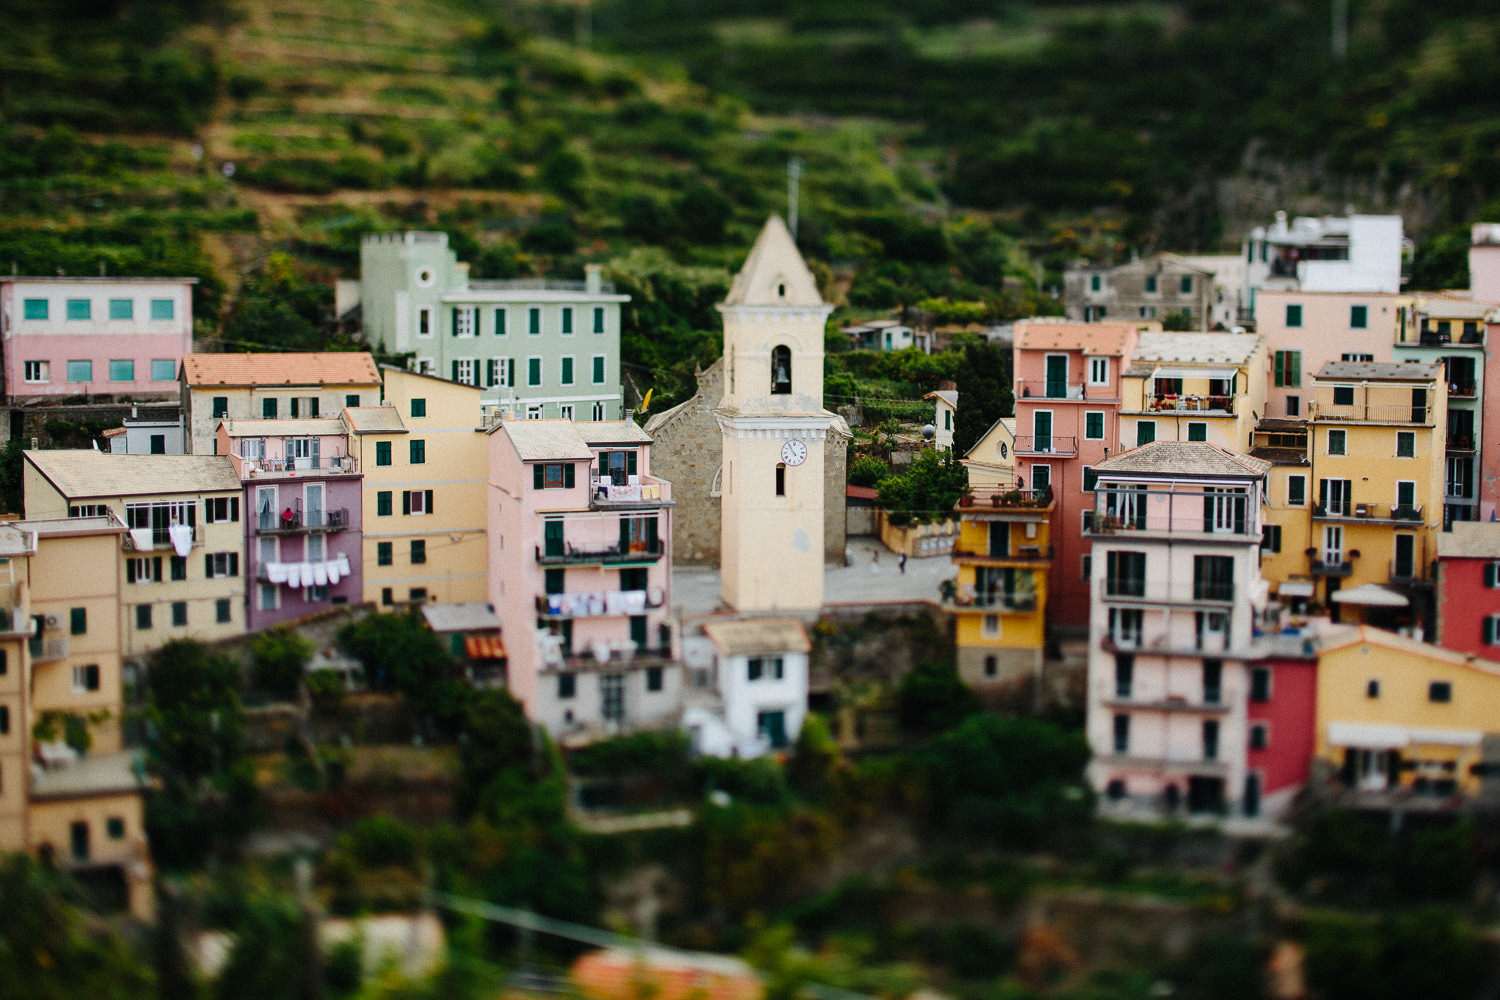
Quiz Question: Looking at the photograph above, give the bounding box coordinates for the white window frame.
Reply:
[23,360,49,383]
[560,354,575,386]
[1327,429,1346,456]
[408,490,428,516]
[1083,410,1105,440]
[526,404,543,420]
[591,354,607,385]
[592,402,605,420]
[417,307,434,339]
[527,355,542,387]
[493,307,507,336]
[1395,430,1415,458]
[457,358,477,385]
[455,306,476,338]
[528,307,542,336]
[561,306,574,336]
[1287,474,1306,506]
[593,306,606,334]
[559,404,574,420]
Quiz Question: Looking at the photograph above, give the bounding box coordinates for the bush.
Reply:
[896,659,980,737]
[250,627,313,701]
[848,456,889,488]
[345,814,420,870]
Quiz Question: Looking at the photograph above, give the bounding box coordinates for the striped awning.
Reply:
[465,633,506,660]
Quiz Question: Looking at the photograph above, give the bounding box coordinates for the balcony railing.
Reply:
[1389,559,1434,586]
[946,591,1038,612]
[246,455,358,476]
[1446,435,1475,453]
[1145,394,1236,413]
[257,507,350,533]
[1449,382,1477,399]
[1309,401,1431,424]
[590,475,671,507]
[1011,435,1077,456]
[1311,559,1354,576]
[1016,380,1092,401]
[1102,582,1235,604]
[0,605,28,636]
[1312,502,1424,523]
[536,588,666,618]
[536,541,666,566]
[958,488,1055,513]
[1094,753,1229,777]
[1103,631,1232,656]
[28,635,68,662]
[1088,489,1254,538]
[953,545,1053,562]
[1102,693,1230,714]
[123,523,203,551]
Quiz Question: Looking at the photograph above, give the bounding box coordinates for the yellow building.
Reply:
[1316,626,1500,801]
[1305,362,1445,629]
[344,367,489,606]
[1250,419,1314,603]
[960,417,1017,491]
[947,486,1052,690]
[22,452,247,655]
[1118,332,1266,453]
[9,517,149,917]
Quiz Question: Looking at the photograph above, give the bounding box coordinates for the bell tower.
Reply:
[716,217,835,611]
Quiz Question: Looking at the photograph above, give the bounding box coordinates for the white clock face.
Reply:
[781,439,808,466]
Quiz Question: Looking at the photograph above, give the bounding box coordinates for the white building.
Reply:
[682,616,810,757]
[1243,212,1407,296]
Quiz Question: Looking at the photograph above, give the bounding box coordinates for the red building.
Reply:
[1245,639,1320,819]
[1011,320,1150,628]
[1436,522,1500,657]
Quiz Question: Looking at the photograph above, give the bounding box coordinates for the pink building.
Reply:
[1253,289,1409,420]
[488,419,677,738]
[1012,320,1147,628]
[0,277,194,401]
[1436,522,1500,658]
[1477,315,1500,520]
[216,419,364,630]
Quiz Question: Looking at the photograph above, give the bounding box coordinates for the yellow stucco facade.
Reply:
[960,417,1017,491]
[348,368,489,606]
[948,489,1052,688]
[1117,333,1266,453]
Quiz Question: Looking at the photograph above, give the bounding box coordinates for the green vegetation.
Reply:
[249,626,314,701]
[875,447,968,527]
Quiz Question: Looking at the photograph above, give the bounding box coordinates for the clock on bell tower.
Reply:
[716,217,835,612]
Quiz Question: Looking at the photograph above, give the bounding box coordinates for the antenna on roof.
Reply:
[787,157,802,242]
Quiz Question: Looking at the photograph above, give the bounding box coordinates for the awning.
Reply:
[465,633,506,660]
[1150,366,1240,381]
[1327,722,1482,749]
[1330,583,1409,608]
[1278,581,1316,598]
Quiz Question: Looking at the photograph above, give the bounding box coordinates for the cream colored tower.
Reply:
[717,217,835,611]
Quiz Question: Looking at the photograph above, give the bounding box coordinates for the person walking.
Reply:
[898,552,907,575]
[871,549,880,574]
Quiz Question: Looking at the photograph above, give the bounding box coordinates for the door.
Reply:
[1394,533,1415,579]
[600,672,625,724]
[305,483,324,529]
[70,821,89,862]
[1396,480,1416,514]
[1033,411,1052,453]
[988,523,1009,558]
[257,486,276,531]
[1411,387,1426,424]
[544,519,565,558]
[629,615,648,652]
[1045,355,1068,398]
[758,710,788,749]
[1243,773,1262,817]
[1322,525,1344,567]
[1186,776,1226,814]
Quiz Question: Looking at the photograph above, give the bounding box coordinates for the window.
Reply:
[1341,352,1374,362]
[1485,616,1500,645]
[402,489,433,516]
[592,402,605,420]
[775,463,786,496]
[1429,681,1452,703]
[561,356,574,385]
[410,398,426,418]
[66,360,92,383]
[70,608,87,635]
[527,404,543,419]
[126,556,163,584]
[205,552,239,578]
[1285,304,1302,327]
[346,393,360,409]
[409,439,425,464]
[1106,551,1146,597]
[592,355,606,384]
[377,491,392,516]
[1288,475,1306,506]
[377,542,393,566]
[545,568,565,594]
[561,306,573,335]
[210,395,230,419]
[529,307,542,335]
[1112,714,1130,753]
[108,298,134,320]
[747,657,785,681]
[136,604,153,630]
[289,396,319,418]
[486,359,514,387]
[1286,395,1300,417]
[1089,358,1109,385]
[528,357,542,386]
[1145,275,1158,293]
[1274,350,1301,387]
[1202,659,1223,704]
[1114,654,1134,698]
[172,602,188,627]
[559,404,574,420]
[204,496,239,523]
[1396,431,1414,458]
[262,397,278,419]
[23,298,47,320]
[647,666,663,691]
[1180,276,1193,294]
[1194,555,1234,601]
[1136,421,1155,446]
[1090,275,1102,292]
[494,307,507,335]
[1203,719,1220,760]
[381,588,393,606]
[109,359,135,382]
[1249,667,1271,702]
[376,441,391,466]
[534,463,576,489]
[150,299,174,320]
[148,358,176,382]
[1261,524,1281,553]
[452,306,476,337]
[72,664,101,692]
[1367,679,1381,699]
[1249,724,1268,751]
[418,307,433,337]
[593,306,606,333]
[66,299,91,320]
[68,504,108,518]
[1327,430,1346,456]
[1187,422,1207,442]
[1082,467,1097,492]
[982,614,1000,637]
[23,361,49,383]
[106,816,126,840]
[170,556,186,580]
[0,706,6,734]
[558,673,576,699]
[259,583,276,611]
[771,345,792,394]
[1333,385,1354,406]
[410,539,426,564]
[1084,411,1105,439]
[216,598,231,623]
[1350,305,1368,329]
[454,358,476,385]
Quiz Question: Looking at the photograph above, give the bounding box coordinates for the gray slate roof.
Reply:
[1093,441,1271,478]
[344,406,409,434]
[1128,332,1262,366]
[576,420,652,446]
[1315,361,1442,381]
[25,451,242,498]
[1438,521,1500,560]
[493,419,594,461]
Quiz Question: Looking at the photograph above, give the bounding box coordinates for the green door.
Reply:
[629,615,648,651]
[544,520,564,557]
[1045,356,1068,398]
[1033,411,1052,453]
[758,710,788,749]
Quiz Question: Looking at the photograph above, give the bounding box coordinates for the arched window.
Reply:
[771,345,791,395]
[775,463,786,496]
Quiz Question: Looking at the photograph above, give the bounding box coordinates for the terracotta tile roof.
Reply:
[181,352,380,387]
[1093,441,1271,478]
[703,617,811,656]
[573,948,761,1000]
[1014,319,1147,355]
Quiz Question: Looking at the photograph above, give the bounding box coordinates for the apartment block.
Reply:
[1118,332,1265,453]
[180,352,381,455]
[21,451,247,654]
[0,276,194,401]
[1064,253,1217,328]
[357,232,628,420]
[488,419,676,738]
[1436,522,1500,658]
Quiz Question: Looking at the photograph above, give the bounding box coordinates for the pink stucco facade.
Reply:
[1254,289,1409,420]
[0,278,194,400]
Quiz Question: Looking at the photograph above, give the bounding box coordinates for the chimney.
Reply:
[585,263,602,295]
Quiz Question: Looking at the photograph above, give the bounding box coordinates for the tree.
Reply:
[875,448,967,528]
[338,610,467,733]
[1162,309,1195,331]
[456,688,536,817]
[896,659,980,736]
[952,339,1011,457]
[249,627,314,701]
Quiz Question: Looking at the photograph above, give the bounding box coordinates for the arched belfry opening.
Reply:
[771,345,791,395]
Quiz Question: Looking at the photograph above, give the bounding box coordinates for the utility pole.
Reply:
[788,157,802,242]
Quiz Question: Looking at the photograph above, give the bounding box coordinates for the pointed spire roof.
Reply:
[722,216,825,308]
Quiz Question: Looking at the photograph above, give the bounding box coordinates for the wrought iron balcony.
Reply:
[535,541,665,566]
[1011,435,1077,456]
[256,507,350,534]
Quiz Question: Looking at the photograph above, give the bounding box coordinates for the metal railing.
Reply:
[1145,394,1236,412]
[257,507,350,532]
[535,588,666,618]
[1102,582,1236,604]
[123,523,203,550]
[1016,380,1089,401]
[590,475,670,505]
[1311,559,1354,576]
[1011,435,1077,456]
[953,545,1053,561]
[1312,502,1423,522]
[946,591,1038,612]
[958,488,1054,512]
[1088,489,1255,538]
[1309,401,1431,424]
[250,455,358,474]
[29,635,68,662]
[536,541,665,565]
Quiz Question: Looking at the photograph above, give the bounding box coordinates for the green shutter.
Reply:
[1487,563,1497,588]
[1486,617,1496,645]
[534,465,544,490]
[646,516,658,548]
[627,451,637,476]
[452,360,460,381]
[1288,352,1300,386]
[452,308,460,336]
[619,517,630,552]
[564,463,575,489]
[425,490,434,513]
[402,491,411,515]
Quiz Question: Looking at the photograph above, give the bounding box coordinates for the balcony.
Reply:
[1311,559,1354,576]
[1309,401,1431,425]
[1103,693,1230,714]
[123,523,202,552]
[0,605,29,637]
[953,544,1053,563]
[1446,435,1475,454]
[1087,489,1255,539]
[1093,753,1229,777]
[1016,380,1094,401]
[1389,558,1434,587]
[28,635,68,662]
[1312,502,1424,524]
[536,541,666,566]
[256,507,351,534]
[590,475,672,509]
[1145,394,1236,413]
[536,588,666,618]
[1449,382,1478,400]
[543,637,673,672]
[244,454,358,477]
[1011,435,1077,457]
[958,488,1055,515]
[945,590,1038,612]
[1102,582,1235,605]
